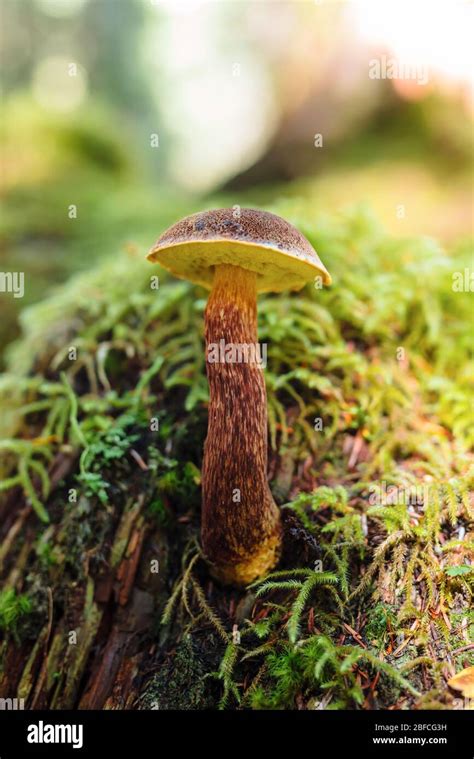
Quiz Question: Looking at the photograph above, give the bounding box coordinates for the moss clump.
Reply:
[0,589,32,641]
[247,637,418,710]
[140,635,217,710]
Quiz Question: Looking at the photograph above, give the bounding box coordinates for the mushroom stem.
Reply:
[202,264,282,586]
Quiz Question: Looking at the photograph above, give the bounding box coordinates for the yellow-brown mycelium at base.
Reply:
[147,208,331,587]
[202,264,282,585]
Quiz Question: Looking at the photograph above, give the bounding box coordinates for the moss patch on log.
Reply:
[0,203,472,710]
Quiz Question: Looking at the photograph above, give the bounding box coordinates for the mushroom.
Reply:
[147,208,331,586]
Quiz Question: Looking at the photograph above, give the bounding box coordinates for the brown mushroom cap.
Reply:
[147,208,331,292]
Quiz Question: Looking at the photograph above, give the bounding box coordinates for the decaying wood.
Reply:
[0,483,169,709]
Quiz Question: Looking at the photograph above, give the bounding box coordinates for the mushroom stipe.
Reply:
[148,208,331,586]
[202,264,281,584]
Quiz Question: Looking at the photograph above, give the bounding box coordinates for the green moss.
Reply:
[147,497,170,528]
[246,636,418,710]
[0,589,32,641]
[364,603,397,644]
[140,635,217,710]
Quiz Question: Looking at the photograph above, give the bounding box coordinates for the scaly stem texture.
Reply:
[202,264,281,586]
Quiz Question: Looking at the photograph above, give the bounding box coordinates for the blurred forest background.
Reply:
[0,0,473,366]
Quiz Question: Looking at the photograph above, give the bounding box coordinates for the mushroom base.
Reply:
[202,264,282,586]
[206,531,282,587]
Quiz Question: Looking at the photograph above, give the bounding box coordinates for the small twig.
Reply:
[0,506,31,571]
[30,587,54,709]
[130,449,148,471]
[342,622,367,649]
[450,643,474,655]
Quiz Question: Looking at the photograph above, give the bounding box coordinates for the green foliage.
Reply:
[147,497,170,527]
[214,641,242,709]
[254,645,305,709]
[77,413,141,504]
[0,438,52,522]
[0,589,32,638]
[355,476,473,634]
[444,565,472,577]
[35,530,60,569]
[254,568,339,643]
[249,636,419,710]
[284,486,350,530]
[154,460,201,500]
[364,603,397,644]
